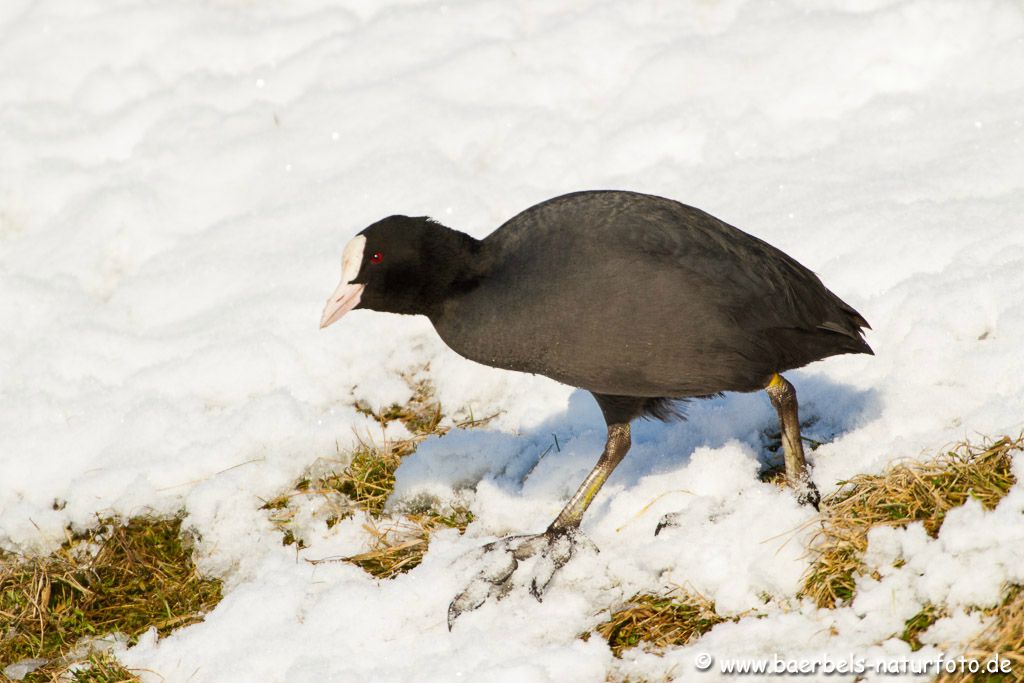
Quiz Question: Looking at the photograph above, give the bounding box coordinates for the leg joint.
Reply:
[765,373,796,407]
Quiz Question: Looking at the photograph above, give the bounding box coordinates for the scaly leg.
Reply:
[549,422,631,530]
[447,423,631,628]
[765,373,820,509]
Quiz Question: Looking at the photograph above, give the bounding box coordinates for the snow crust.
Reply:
[2,0,1024,680]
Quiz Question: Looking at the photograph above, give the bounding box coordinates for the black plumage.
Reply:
[341,191,869,419]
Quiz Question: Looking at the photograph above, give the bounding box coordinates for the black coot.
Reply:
[320,190,871,625]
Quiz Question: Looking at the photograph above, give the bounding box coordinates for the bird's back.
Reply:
[434,191,871,397]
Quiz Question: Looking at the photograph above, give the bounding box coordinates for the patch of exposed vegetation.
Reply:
[328,507,475,579]
[321,438,415,518]
[595,590,733,657]
[66,652,140,682]
[353,377,445,436]
[936,584,1024,683]
[901,604,943,651]
[801,435,1019,608]
[262,375,495,579]
[0,515,222,681]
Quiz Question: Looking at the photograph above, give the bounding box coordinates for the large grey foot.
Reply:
[447,527,595,629]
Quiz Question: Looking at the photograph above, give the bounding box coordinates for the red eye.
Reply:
[370,252,383,264]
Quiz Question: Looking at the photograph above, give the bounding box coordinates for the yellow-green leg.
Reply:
[765,373,820,508]
[549,423,631,531]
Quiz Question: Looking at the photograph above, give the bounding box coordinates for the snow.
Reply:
[2,0,1024,680]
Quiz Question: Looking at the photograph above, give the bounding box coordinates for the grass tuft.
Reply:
[801,436,1019,608]
[322,439,411,518]
[337,507,475,579]
[901,604,943,651]
[354,378,445,437]
[938,584,1024,683]
[67,652,140,682]
[0,515,222,681]
[595,591,731,657]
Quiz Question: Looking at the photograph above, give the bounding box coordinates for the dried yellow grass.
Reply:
[938,584,1024,683]
[324,506,475,579]
[0,515,221,681]
[263,376,495,579]
[64,652,141,682]
[321,439,413,518]
[595,591,731,657]
[354,376,446,438]
[801,435,1019,608]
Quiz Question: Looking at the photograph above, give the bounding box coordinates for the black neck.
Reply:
[420,228,486,320]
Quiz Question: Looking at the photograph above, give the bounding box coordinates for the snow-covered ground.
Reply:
[2,0,1024,680]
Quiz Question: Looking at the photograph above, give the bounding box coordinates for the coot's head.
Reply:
[320,215,479,327]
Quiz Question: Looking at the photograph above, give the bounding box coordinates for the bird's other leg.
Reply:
[765,373,820,509]
[447,423,631,628]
